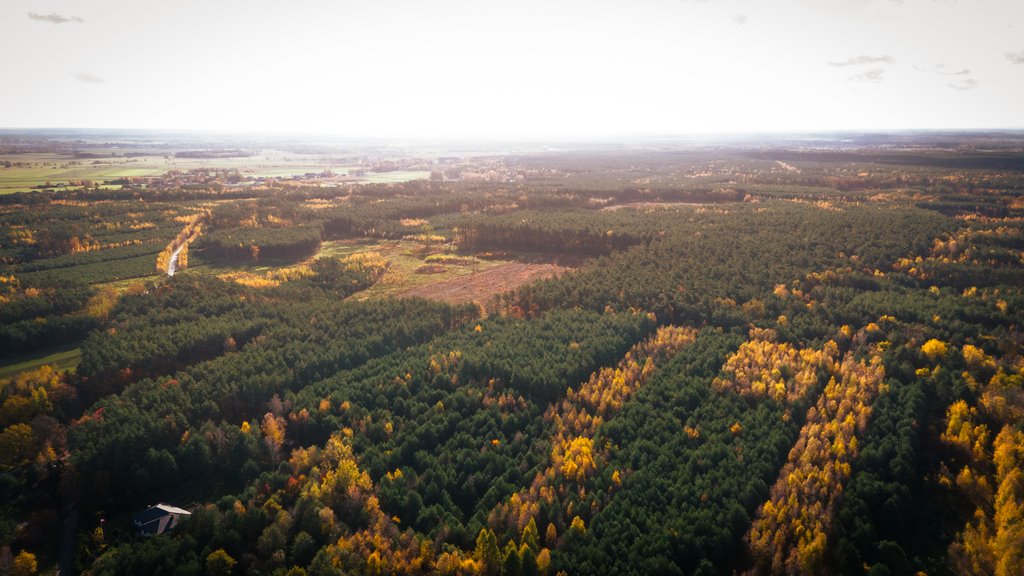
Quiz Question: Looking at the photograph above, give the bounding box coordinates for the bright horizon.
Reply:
[3,0,1024,139]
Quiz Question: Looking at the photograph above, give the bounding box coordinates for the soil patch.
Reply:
[399,262,567,304]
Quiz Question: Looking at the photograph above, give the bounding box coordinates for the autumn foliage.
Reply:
[747,351,885,575]
[713,329,837,406]
[491,325,697,536]
[156,212,204,274]
[944,350,1024,576]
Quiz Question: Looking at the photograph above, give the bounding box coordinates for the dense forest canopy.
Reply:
[0,138,1022,575]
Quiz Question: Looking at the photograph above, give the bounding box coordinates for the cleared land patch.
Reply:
[397,261,566,304]
[309,239,569,303]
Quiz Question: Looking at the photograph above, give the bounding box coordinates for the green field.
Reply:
[93,274,163,293]
[0,153,173,192]
[322,239,505,300]
[0,346,82,379]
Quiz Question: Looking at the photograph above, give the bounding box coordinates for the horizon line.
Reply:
[3,126,1024,142]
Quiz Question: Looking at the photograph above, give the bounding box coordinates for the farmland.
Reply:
[1,130,1023,576]
[0,137,433,194]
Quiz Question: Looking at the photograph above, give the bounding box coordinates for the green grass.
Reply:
[314,238,382,259]
[94,275,162,293]
[322,239,504,300]
[0,159,172,193]
[183,238,381,279]
[0,346,82,379]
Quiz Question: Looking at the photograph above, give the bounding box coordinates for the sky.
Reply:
[2,0,1023,138]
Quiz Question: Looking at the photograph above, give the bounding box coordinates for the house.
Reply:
[133,503,191,536]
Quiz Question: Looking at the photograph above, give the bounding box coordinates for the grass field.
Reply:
[0,153,175,193]
[94,275,162,293]
[0,346,82,379]
[312,239,505,300]
[319,239,565,302]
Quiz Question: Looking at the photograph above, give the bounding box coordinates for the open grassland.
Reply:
[93,275,161,293]
[325,239,529,301]
[0,346,81,379]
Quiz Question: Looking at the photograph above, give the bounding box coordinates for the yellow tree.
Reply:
[206,549,237,576]
[12,550,37,576]
[261,412,287,465]
[0,424,35,470]
[922,339,948,361]
[993,427,1024,576]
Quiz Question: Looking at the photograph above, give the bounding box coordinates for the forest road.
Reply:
[167,242,186,276]
[58,502,78,575]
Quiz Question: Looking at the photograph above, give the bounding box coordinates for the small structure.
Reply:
[133,503,191,536]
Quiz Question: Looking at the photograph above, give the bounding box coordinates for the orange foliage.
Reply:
[946,347,1024,576]
[300,433,441,574]
[714,331,836,406]
[156,211,205,274]
[748,352,885,575]
[950,426,1024,576]
[942,400,991,464]
[491,326,697,536]
[922,339,949,361]
[261,412,286,464]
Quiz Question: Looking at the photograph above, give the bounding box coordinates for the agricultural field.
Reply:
[0,136,433,194]
[1,131,1023,576]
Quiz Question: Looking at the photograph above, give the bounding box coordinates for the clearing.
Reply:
[397,261,566,305]
[0,346,82,380]
[189,238,568,305]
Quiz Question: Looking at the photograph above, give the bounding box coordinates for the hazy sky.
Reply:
[3,0,1023,138]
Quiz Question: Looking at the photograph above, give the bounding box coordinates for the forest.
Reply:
[0,137,1022,576]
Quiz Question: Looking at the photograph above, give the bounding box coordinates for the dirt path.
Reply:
[167,242,186,276]
[398,262,566,304]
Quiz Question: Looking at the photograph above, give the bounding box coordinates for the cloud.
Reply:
[732,14,748,25]
[1007,51,1024,65]
[73,73,105,84]
[948,78,978,91]
[849,69,886,82]
[28,12,84,24]
[828,55,894,67]
[915,64,970,76]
